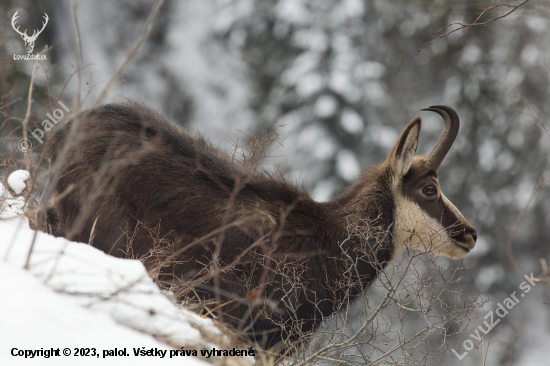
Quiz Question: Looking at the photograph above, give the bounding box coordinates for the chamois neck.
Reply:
[327,164,394,223]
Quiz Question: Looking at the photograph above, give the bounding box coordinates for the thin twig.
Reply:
[522,97,550,139]
[70,0,83,111]
[0,98,21,111]
[416,1,531,55]
[21,46,51,172]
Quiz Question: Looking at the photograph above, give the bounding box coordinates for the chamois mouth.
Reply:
[453,240,474,253]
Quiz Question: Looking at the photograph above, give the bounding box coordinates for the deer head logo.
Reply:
[11,11,49,54]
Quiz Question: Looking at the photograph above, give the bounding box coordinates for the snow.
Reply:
[164,0,255,141]
[340,109,363,134]
[1,171,27,219]
[0,258,203,366]
[7,169,30,194]
[314,95,338,118]
[0,180,254,366]
[336,149,361,182]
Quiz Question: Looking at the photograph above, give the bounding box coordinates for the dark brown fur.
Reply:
[47,102,474,351]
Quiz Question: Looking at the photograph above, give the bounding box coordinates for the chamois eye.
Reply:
[422,185,437,196]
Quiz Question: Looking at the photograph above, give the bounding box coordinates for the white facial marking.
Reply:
[393,193,469,259]
[441,193,466,221]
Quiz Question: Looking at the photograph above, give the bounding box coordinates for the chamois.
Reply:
[47,102,476,351]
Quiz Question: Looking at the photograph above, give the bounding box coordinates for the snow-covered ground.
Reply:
[1,173,254,366]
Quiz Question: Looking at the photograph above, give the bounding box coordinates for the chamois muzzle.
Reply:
[421,105,460,170]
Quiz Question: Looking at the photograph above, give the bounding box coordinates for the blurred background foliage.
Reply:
[1,0,549,364]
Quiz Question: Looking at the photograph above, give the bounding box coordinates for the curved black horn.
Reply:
[421,105,460,170]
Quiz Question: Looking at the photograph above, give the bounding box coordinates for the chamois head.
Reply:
[385,105,476,258]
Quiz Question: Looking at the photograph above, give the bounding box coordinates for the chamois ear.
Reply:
[388,117,421,178]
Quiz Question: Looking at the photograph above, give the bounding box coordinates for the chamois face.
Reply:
[388,115,477,259]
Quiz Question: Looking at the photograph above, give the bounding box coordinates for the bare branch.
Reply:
[70,0,84,111]
[416,1,531,55]
[21,46,52,173]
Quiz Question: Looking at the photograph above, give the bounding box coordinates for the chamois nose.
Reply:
[468,229,477,243]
